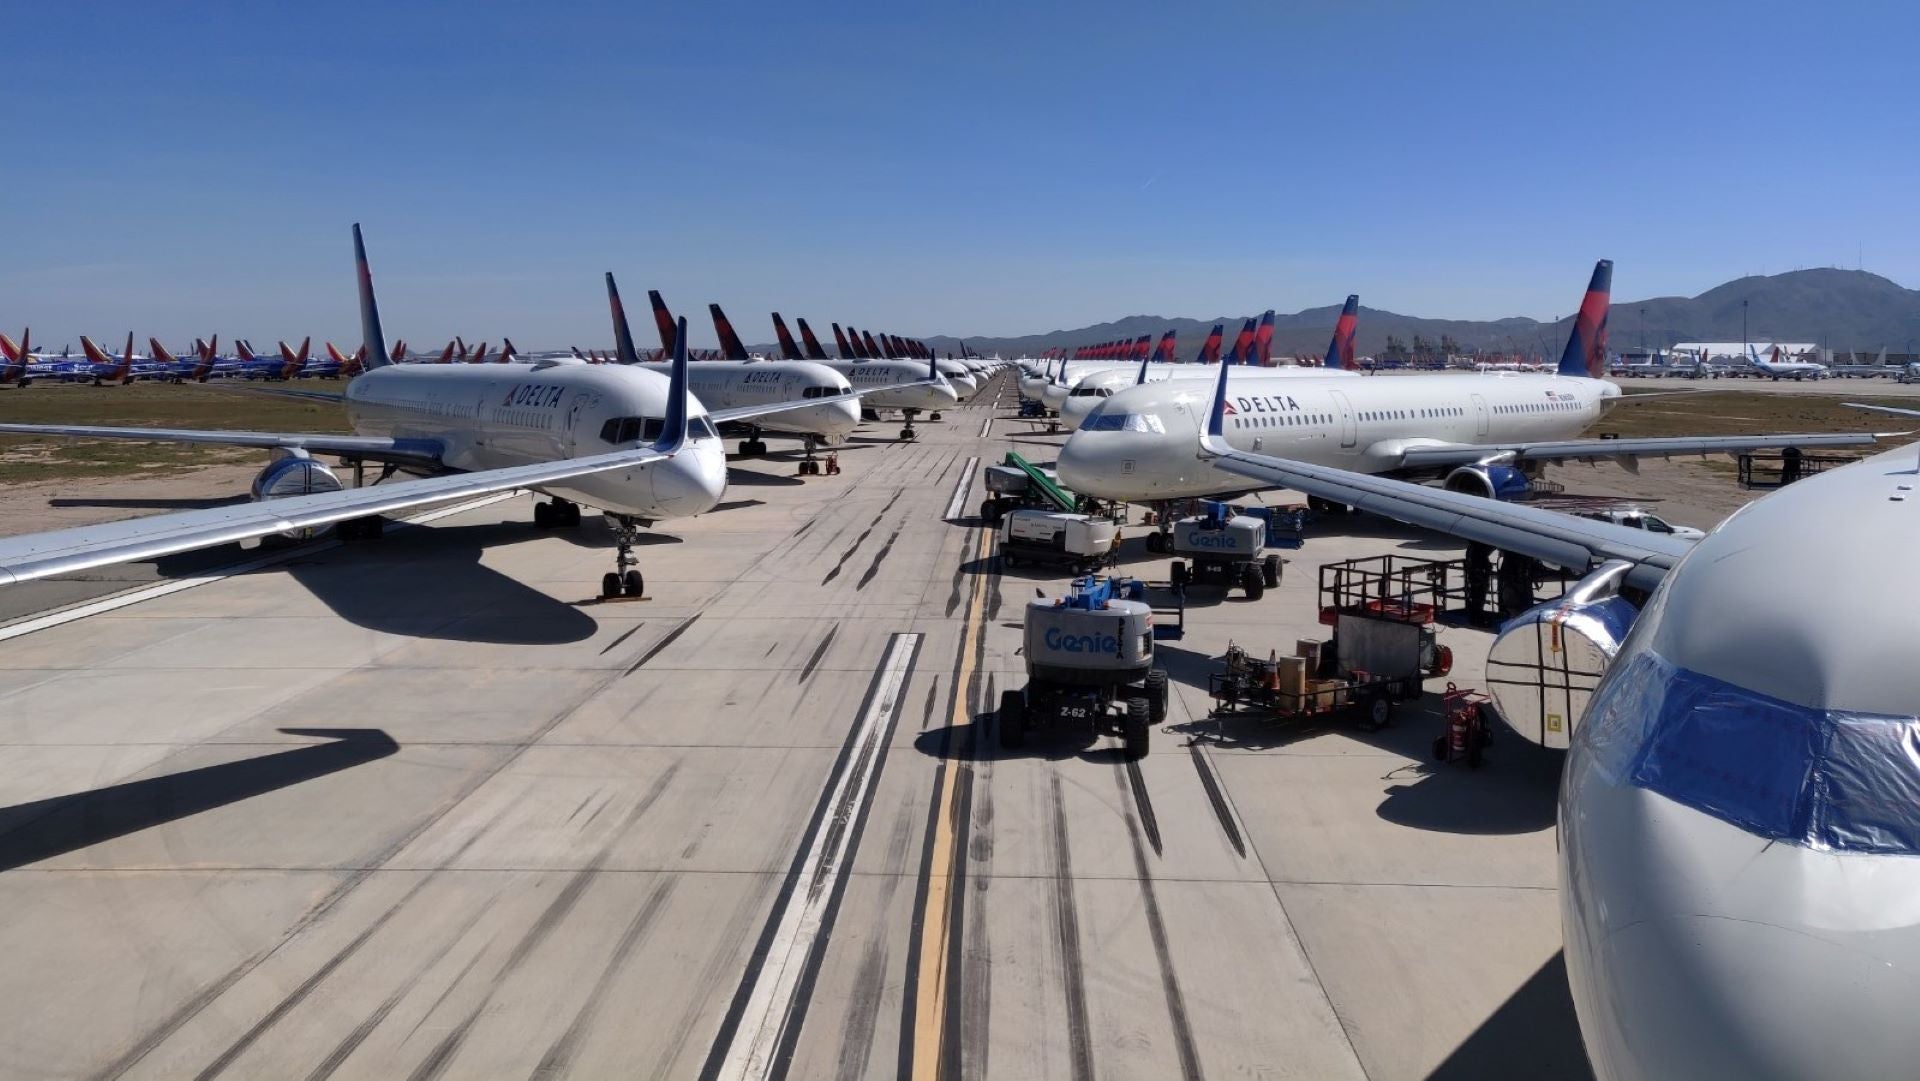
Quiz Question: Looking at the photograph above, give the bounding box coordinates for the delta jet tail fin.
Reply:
[498,338,517,363]
[1150,330,1177,363]
[1253,310,1276,366]
[606,274,643,364]
[771,313,804,360]
[647,290,676,354]
[1326,295,1359,370]
[862,330,883,358]
[1198,323,1225,364]
[391,340,407,363]
[796,318,831,360]
[1224,318,1257,364]
[467,342,489,364]
[434,340,456,364]
[831,323,856,359]
[352,224,394,370]
[709,303,751,360]
[1556,259,1612,378]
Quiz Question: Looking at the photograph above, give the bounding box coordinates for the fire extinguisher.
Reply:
[1448,704,1471,759]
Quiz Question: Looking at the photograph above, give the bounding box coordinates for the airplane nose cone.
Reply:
[1577,912,1919,1081]
[1055,432,1120,497]
[1562,770,1920,1081]
[650,442,726,516]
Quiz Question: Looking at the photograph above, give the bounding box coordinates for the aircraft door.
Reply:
[1329,390,1358,448]
[1471,393,1490,437]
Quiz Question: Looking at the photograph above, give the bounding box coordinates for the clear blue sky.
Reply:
[5,1,1916,350]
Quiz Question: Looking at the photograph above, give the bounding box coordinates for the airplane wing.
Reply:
[0,423,448,470]
[0,443,677,587]
[1195,364,1695,592]
[1392,431,1886,470]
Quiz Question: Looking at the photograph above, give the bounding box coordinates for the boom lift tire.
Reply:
[1123,697,1150,760]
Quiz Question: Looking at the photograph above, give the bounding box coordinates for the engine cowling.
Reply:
[1484,565,1639,749]
[1444,463,1530,501]
[250,452,343,539]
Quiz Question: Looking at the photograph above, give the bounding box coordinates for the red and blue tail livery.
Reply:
[1253,310,1275,366]
[1326,294,1359,371]
[1557,259,1612,378]
[1197,323,1224,364]
[1150,330,1176,362]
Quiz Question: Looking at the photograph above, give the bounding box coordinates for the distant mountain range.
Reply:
[882,269,1920,360]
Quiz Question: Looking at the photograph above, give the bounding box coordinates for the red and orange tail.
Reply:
[648,290,676,354]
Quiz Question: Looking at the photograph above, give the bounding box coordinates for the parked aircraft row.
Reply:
[0,224,970,600]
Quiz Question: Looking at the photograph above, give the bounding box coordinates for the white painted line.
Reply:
[0,491,522,642]
[943,455,979,521]
[717,632,921,1081]
[977,415,992,439]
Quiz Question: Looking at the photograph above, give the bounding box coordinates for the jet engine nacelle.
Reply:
[1444,463,1530,501]
[1484,562,1639,749]
[249,451,344,540]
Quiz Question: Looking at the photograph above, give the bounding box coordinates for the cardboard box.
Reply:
[1307,679,1346,710]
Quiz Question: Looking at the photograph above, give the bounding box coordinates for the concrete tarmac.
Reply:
[0,373,1591,1080]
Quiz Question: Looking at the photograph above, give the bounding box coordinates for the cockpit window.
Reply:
[600,415,717,444]
[1079,412,1165,434]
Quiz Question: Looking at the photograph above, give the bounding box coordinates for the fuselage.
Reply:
[344,360,726,520]
[633,359,858,442]
[1055,371,1617,500]
[1060,363,1359,425]
[1559,442,1920,1080]
[817,358,956,412]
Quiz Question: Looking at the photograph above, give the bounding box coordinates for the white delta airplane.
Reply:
[603,276,859,459]
[0,225,881,600]
[1059,295,1369,427]
[1057,261,1878,510]
[1070,276,1917,1079]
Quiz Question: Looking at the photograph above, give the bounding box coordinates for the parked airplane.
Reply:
[754,307,956,438]
[0,225,868,599]
[147,337,224,383]
[1747,344,1828,380]
[1176,345,1920,1081]
[1059,297,1369,427]
[78,333,164,385]
[610,282,860,457]
[1056,262,1882,512]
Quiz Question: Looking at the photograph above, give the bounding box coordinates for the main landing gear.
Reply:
[600,514,647,600]
[534,498,582,529]
[930,410,943,422]
[738,427,770,457]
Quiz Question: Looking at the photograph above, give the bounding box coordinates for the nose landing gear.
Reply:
[797,434,829,475]
[900,409,920,442]
[599,514,647,600]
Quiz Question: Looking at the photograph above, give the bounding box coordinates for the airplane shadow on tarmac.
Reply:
[0,728,397,872]
[1425,951,1594,1081]
[279,518,609,644]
